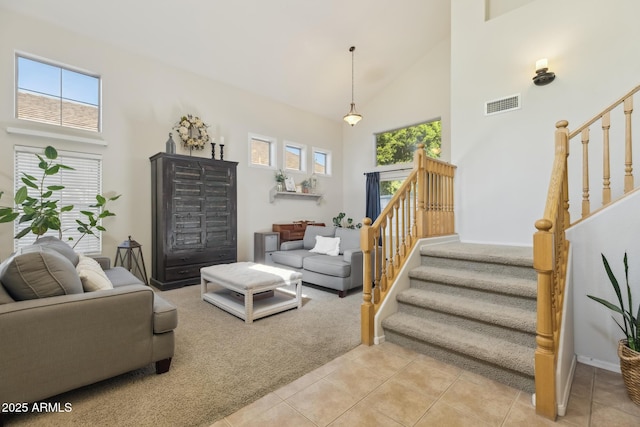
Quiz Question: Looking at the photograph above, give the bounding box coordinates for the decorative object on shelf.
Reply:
[343,46,362,126]
[173,114,210,151]
[301,179,311,193]
[220,144,225,160]
[332,212,362,229]
[210,142,216,159]
[284,176,296,192]
[587,252,640,404]
[275,169,287,192]
[165,133,176,154]
[114,235,148,285]
[309,173,318,193]
[533,58,556,86]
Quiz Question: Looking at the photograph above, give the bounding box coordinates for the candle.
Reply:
[220,136,225,144]
[535,58,548,72]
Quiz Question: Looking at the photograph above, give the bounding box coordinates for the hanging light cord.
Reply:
[350,46,356,103]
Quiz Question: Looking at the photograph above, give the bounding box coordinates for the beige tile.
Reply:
[378,341,420,361]
[361,377,437,426]
[390,357,460,397]
[439,377,517,425]
[286,378,359,427]
[415,401,491,427]
[328,401,404,427]
[593,369,640,417]
[590,401,640,427]
[311,354,352,378]
[209,419,232,427]
[352,345,412,379]
[458,370,520,401]
[342,344,374,360]
[323,359,386,399]
[503,396,559,427]
[560,391,591,427]
[274,370,323,400]
[225,393,282,427]
[244,402,316,427]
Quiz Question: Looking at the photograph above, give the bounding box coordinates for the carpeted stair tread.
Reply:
[397,287,536,334]
[421,242,532,267]
[383,312,534,376]
[409,265,537,299]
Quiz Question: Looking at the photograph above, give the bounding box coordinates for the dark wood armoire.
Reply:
[149,152,237,290]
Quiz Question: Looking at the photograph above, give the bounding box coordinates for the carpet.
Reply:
[6,284,362,427]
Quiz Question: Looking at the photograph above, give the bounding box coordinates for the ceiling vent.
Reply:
[485,94,521,116]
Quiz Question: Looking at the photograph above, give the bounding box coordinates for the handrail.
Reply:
[534,84,640,420]
[361,145,456,345]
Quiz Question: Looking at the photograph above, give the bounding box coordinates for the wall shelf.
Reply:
[269,187,322,205]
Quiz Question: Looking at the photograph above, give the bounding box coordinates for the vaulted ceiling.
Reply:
[0,0,450,121]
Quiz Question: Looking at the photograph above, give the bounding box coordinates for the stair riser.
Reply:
[396,302,536,348]
[384,329,535,394]
[421,256,536,281]
[409,278,537,312]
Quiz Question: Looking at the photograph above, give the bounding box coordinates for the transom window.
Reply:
[14,146,103,254]
[16,54,101,132]
[312,148,331,176]
[284,142,306,172]
[249,133,277,168]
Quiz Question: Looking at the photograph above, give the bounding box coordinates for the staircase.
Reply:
[381,242,537,393]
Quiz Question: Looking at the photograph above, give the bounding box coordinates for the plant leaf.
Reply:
[44,146,58,160]
[47,185,65,191]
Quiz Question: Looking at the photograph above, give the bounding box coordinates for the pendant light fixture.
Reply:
[343,46,362,126]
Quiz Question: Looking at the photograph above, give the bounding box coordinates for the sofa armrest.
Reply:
[0,285,156,404]
[280,240,304,251]
[344,249,364,287]
[90,255,112,270]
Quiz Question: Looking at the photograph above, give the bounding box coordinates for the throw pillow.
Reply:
[32,236,80,266]
[0,246,83,300]
[309,236,341,256]
[76,255,114,292]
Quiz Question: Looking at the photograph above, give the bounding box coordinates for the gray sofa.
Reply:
[269,225,363,297]
[0,237,177,414]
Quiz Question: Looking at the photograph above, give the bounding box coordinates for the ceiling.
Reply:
[1,0,450,122]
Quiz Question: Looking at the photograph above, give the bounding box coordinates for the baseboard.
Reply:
[557,355,576,417]
[576,355,621,373]
[374,334,385,345]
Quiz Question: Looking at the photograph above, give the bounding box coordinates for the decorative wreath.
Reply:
[173,115,210,149]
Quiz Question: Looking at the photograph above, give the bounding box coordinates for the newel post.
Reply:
[415,144,427,238]
[360,217,374,345]
[533,218,557,420]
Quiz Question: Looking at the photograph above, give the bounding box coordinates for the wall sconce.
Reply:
[533,58,556,86]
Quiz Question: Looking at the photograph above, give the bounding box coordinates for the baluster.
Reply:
[412,178,418,237]
[581,128,590,218]
[394,203,400,267]
[372,228,381,303]
[386,213,394,279]
[624,96,634,192]
[602,112,611,204]
[400,193,406,257]
[380,222,388,292]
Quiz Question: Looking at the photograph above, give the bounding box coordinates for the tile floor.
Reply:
[211,342,640,427]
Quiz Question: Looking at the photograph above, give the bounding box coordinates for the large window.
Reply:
[249,133,277,168]
[14,146,103,254]
[16,54,101,132]
[375,119,441,166]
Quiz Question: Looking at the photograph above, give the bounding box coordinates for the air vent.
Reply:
[485,94,521,116]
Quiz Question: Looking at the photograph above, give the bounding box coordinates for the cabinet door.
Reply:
[168,159,206,251]
[203,163,236,249]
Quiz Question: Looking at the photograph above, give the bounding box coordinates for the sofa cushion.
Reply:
[303,254,351,278]
[335,227,361,254]
[0,246,83,300]
[104,266,145,287]
[33,236,80,266]
[303,226,336,249]
[309,236,341,256]
[270,249,315,269]
[0,283,15,304]
[76,254,114,292]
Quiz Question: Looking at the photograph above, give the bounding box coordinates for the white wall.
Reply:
[451,0,640,246]
[567,191,640,371]
[0,8,343,264]
[342,37,451,221]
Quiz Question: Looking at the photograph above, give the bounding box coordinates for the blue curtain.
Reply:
[365,172,381,222]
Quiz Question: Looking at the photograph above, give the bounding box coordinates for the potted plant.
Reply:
[275,169,287,192]
[332,212,362,229]
[587,252,640,405]
[301,179,311,194]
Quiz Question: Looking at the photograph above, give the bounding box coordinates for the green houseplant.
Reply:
[332,212,362,229]
[587,252,640,404]
[0,146,120,248]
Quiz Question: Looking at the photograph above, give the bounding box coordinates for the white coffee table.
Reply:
[200,262,303,323]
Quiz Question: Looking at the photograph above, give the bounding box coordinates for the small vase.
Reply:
[276,182,284,192]
[165,133,176,154]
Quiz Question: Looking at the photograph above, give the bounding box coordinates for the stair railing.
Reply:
[534,84,640,420]
[361,144,456,345]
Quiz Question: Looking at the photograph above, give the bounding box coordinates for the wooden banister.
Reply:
[534,85,640,420]
[361,145,456,345]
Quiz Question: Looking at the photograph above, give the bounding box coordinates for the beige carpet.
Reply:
[6,284,361,427]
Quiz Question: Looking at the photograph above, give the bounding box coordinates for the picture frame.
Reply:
[284,176,297,192]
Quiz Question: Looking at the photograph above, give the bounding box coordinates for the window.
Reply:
[312,148,332,176]
[249,133,277,168]
[16,54,101,132]
[14,146,103,254]
[284,142,306,172]
[375,119,441,166]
